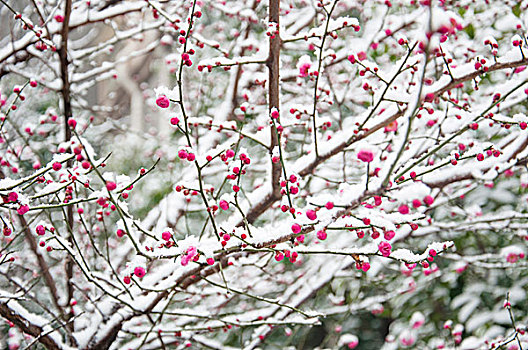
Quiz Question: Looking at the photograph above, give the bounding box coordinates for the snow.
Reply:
[6,300,72,349]
[3,1,528,349]
[459,336,484,350]
[390,241,454,263]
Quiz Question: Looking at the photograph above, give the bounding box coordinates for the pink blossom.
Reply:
[384,120,398,132]
[424,92,435,103]
[17,205,29,215]
[225,149,235,158]
[181,255,191,266]
[357,149,374,163]
[506,253,519,263]
[52,162,62,171]
[67,119,77,129]
[357,51,367,61]
[291,223,302,234]
[187,246,197,257]
[398,204,409,214]
[378,241,392,257]
[36,225,46,236]
[8,192,18,202]
[181,246,198,266]
[219,200,229,210]
[361,262,370,272]
[134,266,146,278]
[306,209,317,220]
[317,230,327,240]
[156,95,170,108]
[299,63,311,77]
[423,195,434,206]
[426,119,437,127]
[178,149,188,159]
[161,231,171,241]
[384,230,395,240]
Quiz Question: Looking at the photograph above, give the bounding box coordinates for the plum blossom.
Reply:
[306,209,317,220]
[291,223,302,234]
[134,266,146,278]
[378,241,392,257]
[299,63,311,77]
[8,192,18,202]
[357,51,367,60]
[357,149,374,163]
[17,205,29,215]
[161,231,171,241]
[398,204,409,214]
[297,55,312,77]
[219,199,229,210]
[384,120,398,132]
[181,246,198,266]
[156,95,170,108]
[36,225,46,236]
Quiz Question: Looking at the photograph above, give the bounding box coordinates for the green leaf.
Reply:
[513,2,522,17]
[464,23,475,39]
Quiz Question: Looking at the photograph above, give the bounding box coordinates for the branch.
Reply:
[58,0,76,342]
[18,215,63,314]
[267,0,282,202]
[0,302,61,350]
